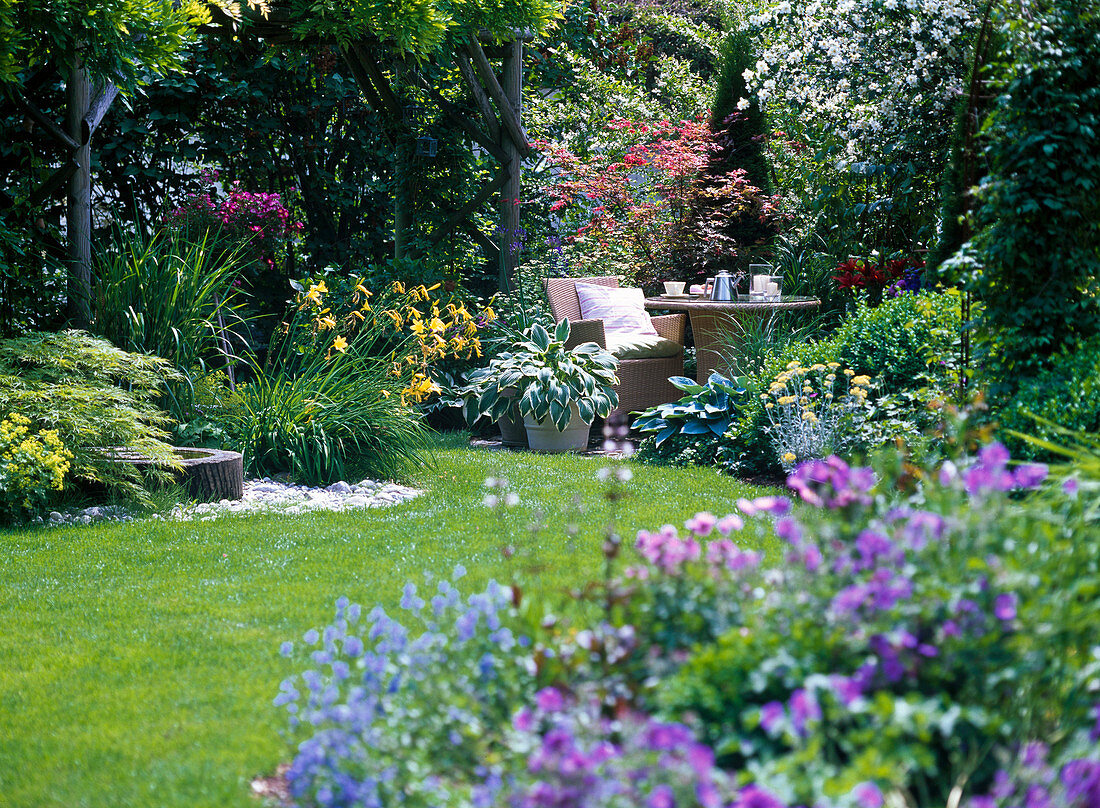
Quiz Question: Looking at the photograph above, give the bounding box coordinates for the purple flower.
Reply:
[343,636,363,657]
[994,592,1018,621]
[536,687,565,713]
[648,784,675,808]
[829,675,864,706]
[686,511,717,537]
[716,514,745,535]
[1023,784,1052,808]
[775,517,803,545]
[1013,463,1048,489]
[733,784,787,808]
[642,721,694,750]
[686,743,714,775]
[1022,741,1048,768]
[1060,759,1100,805]
[513,708,534,732]
[400,582,425,612]
[279,641,293,657]
[853,782,884,808]
[1064,478,1079,496]
[760,701,785,733]
[980,442,1011,469]
[789,689,821,735]
[696,781,721,808]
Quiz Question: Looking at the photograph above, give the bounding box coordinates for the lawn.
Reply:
[0,433,775,808]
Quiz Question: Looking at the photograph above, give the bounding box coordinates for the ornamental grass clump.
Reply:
[763,360,872,471]
[224,277,492,484]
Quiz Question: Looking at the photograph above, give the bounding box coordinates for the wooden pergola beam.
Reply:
[350,44,402,120]
[14,94,80,152]
[84,83,120,139]
[454,50,501,142]
[463,40,531,159]
[427,90,509,164]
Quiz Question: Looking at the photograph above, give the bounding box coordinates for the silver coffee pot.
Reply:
[709,270,736,301]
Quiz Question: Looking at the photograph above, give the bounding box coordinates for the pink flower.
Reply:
[685,511,717,537]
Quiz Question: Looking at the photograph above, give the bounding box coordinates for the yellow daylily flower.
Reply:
[332,335,348,353]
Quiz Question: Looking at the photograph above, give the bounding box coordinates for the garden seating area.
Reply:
[2,0,1100,806]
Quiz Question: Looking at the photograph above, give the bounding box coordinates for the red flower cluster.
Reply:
[832,257,924,292]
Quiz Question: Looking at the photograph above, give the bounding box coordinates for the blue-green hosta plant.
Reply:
[635,372,750,448]
[468,321,619,431]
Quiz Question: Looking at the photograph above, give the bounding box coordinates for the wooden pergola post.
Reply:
[65,58,93,328]
[498,38,523,293]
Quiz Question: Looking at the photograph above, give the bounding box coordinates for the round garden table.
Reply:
[644,295,821,383]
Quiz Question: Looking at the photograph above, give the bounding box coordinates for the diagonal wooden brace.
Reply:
[463,41,532,159]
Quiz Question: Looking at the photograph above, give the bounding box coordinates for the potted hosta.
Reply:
[467,321,619,452]
[462,358,529,447]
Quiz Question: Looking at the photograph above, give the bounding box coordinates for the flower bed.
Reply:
[275,433,1100,807]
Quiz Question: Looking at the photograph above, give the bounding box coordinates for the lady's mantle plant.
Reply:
[0,412,72,523]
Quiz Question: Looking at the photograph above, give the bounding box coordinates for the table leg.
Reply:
[688,309,731,382]
[688,308,768,383]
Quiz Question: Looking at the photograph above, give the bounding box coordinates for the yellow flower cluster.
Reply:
[762,360,876,471]
[295,277,495,406]
[0,413,73,515]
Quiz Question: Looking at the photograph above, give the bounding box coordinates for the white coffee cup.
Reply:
[664,281,685,296]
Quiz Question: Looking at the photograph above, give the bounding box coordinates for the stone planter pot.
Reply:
[523,404,592,453]
[494,387,528,447]
[497,404,529,447]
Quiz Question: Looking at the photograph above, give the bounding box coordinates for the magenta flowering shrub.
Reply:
[166,174,301,272]
[165,173,302,325]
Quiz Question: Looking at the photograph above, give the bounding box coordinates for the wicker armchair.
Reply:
[544,276,686,418]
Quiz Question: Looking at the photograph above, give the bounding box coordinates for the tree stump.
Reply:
[101,447,245,502]
[174,448,244,501]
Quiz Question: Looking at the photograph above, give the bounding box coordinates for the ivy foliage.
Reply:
[942,0,1100,383]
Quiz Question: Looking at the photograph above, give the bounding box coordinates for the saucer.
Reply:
[661,293,693,299]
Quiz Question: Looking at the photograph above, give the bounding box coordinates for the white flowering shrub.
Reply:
[739,0,982,250]
[743,0,978,160]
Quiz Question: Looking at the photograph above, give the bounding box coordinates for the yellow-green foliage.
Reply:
[0,331,179,504]
[0,412,73,522]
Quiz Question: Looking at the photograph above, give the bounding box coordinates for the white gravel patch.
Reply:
[35,477,423,527]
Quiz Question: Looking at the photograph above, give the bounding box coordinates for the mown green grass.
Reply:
[0,433,776,808]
